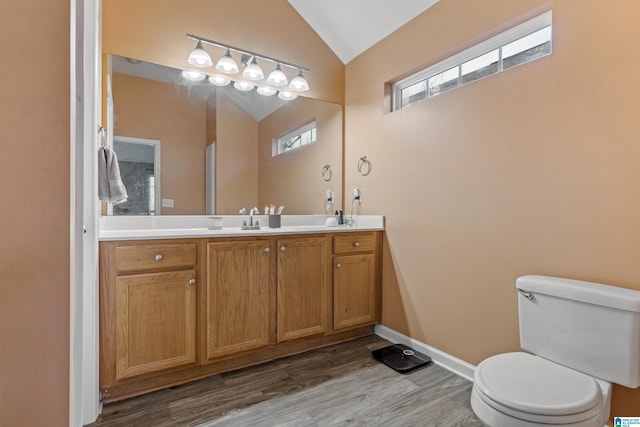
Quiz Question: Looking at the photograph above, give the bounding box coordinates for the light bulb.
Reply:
[267,64,288,87]
[233,80,255,92]
[208,75,230,86]
[216,49,239,74]
[278,90,297,101]
[257,86,277,96]
[182,70,206,81]
[289,70,309,91]
[242,56,264,81]
[187,41,212,67]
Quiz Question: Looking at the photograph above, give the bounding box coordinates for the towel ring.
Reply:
[322,164,332,182]
[357,156,372,176]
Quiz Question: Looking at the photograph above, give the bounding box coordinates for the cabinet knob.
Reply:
[336,263,341,268]
[264,247,270,253]
[353,242,360,247]
[187,278,196,286]
[280,246,286,252]
[155,254,163,261]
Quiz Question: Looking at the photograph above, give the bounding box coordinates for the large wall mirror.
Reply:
[108,54,343,215]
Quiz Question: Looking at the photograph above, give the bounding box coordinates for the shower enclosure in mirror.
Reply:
[112,136,160,215]
[107,55,343,215]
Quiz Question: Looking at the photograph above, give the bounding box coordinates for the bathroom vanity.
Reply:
[98,216,383,401]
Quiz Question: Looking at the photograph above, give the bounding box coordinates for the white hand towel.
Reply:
[98,146,128,205]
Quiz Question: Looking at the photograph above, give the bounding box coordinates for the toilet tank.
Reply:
[517,275,640,388]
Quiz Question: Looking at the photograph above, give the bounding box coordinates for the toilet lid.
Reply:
[474,352,601,417]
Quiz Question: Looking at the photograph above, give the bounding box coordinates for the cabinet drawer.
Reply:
[334,233,377,254]
[116,243,196,274]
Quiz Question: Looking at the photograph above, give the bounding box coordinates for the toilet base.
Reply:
[470,385,604,427]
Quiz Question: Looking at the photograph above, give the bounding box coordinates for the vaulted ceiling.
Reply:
[288,0,440,63]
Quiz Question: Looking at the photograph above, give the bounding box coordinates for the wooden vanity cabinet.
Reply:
[204,239,275,360]
[276,235,332,342]
[333,232,381,331]
[99,231,381,402]
[204,235,332,357]
[100,240,198,389]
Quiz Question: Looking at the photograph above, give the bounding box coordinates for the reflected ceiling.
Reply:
[112,55,290,121]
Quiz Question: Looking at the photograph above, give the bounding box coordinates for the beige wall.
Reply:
[345,0,640,415]
[0,0,70,425]
[216,94,259,214]
[102,0,344,104]
[113,73,207,214]
[259,98,343,214]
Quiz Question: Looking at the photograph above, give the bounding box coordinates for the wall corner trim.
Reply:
[374,324,476,382]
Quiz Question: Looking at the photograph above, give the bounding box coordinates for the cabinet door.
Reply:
[206,240,274,359]
[334,254,376,330]
[277,236,330,342]
[115,270,196,380]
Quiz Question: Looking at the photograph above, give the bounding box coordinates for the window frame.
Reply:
[274,120,317,156]
[392,10,552,111]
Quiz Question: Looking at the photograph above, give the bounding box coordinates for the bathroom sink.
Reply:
[220,227,292,232]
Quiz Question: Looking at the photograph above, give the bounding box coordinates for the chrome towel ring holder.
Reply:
[322,164,332,182]
[357,156,372,176]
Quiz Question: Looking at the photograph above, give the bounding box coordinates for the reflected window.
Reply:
[275,120,317,155]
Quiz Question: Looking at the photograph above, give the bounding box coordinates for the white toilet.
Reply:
[471,275,640,427]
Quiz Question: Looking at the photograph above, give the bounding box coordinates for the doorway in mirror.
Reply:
[112,136,161,215]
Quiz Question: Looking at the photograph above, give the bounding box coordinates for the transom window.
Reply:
[274,120,317,156]
[393,11,552,111]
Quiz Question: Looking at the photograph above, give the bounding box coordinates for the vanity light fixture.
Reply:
[267,64,288,87]
[209,75,231,86]
[187,40,213,67]
[186,33,310,92]
[216,48,239,74]
[257,86,277,96]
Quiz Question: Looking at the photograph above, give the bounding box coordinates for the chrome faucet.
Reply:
[240,206,261,230]
[249,207,260,227]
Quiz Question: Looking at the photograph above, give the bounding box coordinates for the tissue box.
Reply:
[207,216,223,230]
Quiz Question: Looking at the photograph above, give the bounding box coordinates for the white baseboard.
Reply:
[374,324,476,382]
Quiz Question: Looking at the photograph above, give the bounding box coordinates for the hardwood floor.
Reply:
[91,335,483,427]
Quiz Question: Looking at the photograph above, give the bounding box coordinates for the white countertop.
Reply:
[99,215,384,241]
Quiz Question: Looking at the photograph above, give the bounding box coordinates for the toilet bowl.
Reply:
[471,352,610,427]
[469,275,638,427]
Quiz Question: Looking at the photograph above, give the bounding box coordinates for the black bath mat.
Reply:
[372,344,432,373]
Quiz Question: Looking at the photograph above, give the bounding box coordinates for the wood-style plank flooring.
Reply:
[90,335,483,427]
